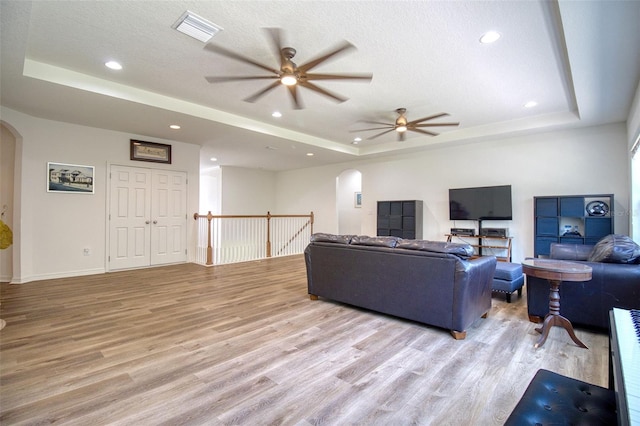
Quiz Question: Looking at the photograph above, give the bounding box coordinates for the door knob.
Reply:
[145,220,150,224]
[153,220,158,225]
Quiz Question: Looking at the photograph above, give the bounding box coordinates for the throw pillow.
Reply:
[587,234,640,264]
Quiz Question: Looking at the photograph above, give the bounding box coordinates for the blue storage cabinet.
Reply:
[533,194,613,257]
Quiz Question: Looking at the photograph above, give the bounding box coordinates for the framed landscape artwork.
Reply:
[130,140,172,164]
[47,162,95,194]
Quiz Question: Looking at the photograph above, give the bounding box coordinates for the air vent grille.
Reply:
[173,11,222,43]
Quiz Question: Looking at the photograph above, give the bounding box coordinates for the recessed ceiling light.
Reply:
[169,124,181,129]
[352,137,362,145]
[210,157,217,162]
[306,153,314,157]
[272,111,282,118]
[524,101,538,108]
[172,10,223,43]
[480,31,501,44]
[105,61,122,70]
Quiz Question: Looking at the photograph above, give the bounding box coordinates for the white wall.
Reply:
[199,166,221,215]
[337,169,362,235]
[1,107,200,283]
[276,122,630,263]
[220,166,276,215]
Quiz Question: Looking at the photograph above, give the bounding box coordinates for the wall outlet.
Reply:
[83,248,91,256]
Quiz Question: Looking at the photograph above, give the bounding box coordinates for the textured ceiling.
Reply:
[1,1,639,171]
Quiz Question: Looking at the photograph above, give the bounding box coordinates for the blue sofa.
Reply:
[304,233,497,339]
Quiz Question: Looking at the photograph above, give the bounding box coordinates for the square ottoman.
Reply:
[505,369,617,425]
[492,262,524,303]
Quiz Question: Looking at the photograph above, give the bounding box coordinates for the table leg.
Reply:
[534,279,588,349]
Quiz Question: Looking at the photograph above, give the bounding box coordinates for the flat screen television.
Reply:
[449,185,512,221]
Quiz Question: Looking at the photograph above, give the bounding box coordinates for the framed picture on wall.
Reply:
[130,140,172,164]
[354,192,362,208]
[47,162,95,194]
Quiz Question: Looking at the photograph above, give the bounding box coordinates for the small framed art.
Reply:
[47,162,95,194]
[130,140,172,164]
[355,192,362,208]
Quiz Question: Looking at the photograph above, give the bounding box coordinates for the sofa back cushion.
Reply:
[550,243,594,261]
[310,233,354,244]
[396,239,474,258]
[350,235,399,248]
[587,234,640,264]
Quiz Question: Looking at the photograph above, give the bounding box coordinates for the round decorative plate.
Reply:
[586,200,609,216]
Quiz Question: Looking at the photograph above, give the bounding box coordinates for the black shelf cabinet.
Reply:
[377,200,423,239]
[533,194,614,257]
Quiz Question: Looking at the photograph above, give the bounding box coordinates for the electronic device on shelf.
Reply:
[450,228,475,236]
[480,228,509,237]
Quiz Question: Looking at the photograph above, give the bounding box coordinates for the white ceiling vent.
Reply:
[172,11,222,43]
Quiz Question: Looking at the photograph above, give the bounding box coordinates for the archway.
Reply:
[0,122,18,283]
[336,169,362,235]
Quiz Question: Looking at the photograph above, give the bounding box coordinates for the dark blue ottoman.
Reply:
[505,369,617,425]
[492,262,524,303]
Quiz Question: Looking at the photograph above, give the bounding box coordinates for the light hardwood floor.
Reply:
[0,255,609,425]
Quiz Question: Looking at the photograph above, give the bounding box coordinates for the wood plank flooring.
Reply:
[0,255,609,425]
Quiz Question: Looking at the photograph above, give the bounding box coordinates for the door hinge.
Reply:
[108,256,111,262]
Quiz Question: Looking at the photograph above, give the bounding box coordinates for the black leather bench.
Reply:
[504,369,617,425]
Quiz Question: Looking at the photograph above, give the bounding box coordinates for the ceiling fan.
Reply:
[203,28,372,110]
[354,108,460,141]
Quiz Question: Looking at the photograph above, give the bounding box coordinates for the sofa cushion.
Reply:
[350,235,399,248]
[310,233,353,244]
[587,234,640,264]
[396,239,474,258]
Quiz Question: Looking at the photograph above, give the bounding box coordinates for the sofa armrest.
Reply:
[452,256,497,332]
[550,243,594,261]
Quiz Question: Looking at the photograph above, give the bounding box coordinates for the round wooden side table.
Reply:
[521,258,592,349]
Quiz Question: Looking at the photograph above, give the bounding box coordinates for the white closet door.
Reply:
[109,166,187,270]
[150,170,187,265]
[109,166,152,270]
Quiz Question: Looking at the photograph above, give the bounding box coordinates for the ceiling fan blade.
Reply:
[204,43,280,75]
[205,75,279,83]
[367,128,396,140]
[298,81,347,103]
[413,122,460,127]
[243,81,282,103]
[409,128,439,137]
[263,27,286,63]
[407,113,450,125]
[297,41,355,72]
[286,84,303,110]
[360,120,395,126]
[304,73,373,81]
[349,125,394,132]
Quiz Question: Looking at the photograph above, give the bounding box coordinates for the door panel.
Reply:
[151,170,187,265]
[109,166,151,270]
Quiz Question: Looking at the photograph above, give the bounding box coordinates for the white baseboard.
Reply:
[10,267,106,284]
